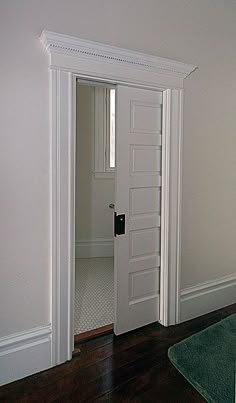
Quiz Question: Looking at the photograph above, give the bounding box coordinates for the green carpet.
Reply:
[168,314,236,403]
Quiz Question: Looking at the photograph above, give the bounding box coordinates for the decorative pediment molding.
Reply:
[40,30,197,80]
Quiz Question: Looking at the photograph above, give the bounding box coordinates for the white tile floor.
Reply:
[74,257,114,335]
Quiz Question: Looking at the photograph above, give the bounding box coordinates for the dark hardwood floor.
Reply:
[0,304,235,402]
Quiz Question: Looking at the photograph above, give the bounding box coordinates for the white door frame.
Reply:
[40,30,197,366]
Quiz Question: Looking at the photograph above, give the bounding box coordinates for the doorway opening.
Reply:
[74,80,116,341]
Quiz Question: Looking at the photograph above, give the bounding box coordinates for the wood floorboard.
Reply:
[52,344,170,402]
[0,304,235,402]
[95,362,203,403]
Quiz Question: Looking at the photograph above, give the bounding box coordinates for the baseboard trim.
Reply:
[75,238,114,258]
[180,273,236,322]
[0,325,52,386]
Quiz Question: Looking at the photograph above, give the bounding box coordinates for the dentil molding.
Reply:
[40,30,197,79]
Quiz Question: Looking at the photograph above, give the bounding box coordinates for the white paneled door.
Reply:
[114,86,162,335]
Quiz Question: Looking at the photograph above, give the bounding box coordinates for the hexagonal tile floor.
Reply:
[74,257,114,335]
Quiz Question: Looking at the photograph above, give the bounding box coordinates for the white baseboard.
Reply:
[0,325,52,386]
[180,273,236,322]
[75,238,114,258]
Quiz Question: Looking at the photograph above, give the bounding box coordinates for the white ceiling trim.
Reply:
[40,30,197,80]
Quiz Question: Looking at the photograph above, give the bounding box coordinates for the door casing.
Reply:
[40,30,197,367]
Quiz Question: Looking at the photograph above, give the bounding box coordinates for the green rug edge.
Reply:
[168,346,215,403]
[168,314,236,403]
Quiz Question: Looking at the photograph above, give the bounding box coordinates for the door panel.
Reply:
[130,146,161,173]
[114,86,162,335]
[130,102,162,133]
[130,228,160,258]
[130,187,161,215]
[129,268,159,301]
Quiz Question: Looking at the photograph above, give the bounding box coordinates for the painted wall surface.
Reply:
[75,84,114,242]
[1,0,236,337]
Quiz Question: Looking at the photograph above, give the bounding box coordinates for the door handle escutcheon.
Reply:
[114,212,125,236]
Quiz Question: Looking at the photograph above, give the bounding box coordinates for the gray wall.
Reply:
[1,0,236,337]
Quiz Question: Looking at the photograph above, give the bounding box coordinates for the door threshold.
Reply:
[74,324,113,343]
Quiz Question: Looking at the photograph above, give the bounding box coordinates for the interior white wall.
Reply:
[75,84,114,243]
[1,0,236,338]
